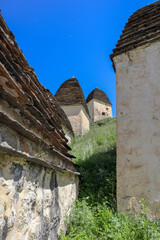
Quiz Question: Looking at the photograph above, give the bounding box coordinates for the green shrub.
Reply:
[60,200,160,240]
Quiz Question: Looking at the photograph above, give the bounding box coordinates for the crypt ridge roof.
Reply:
[55,77,90,117]
[0,13,77,170]
[86,88,112,105]
[110,1,160,62]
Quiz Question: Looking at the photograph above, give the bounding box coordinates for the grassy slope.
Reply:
[71,117,116,207]
[71,117,116,162]
[60,118,160,240]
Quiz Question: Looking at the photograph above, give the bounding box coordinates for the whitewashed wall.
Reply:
[113,40,160,219]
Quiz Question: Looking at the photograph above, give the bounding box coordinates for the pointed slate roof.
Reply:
[0,13,78,172]
[110,1,160,63]
[86,88,112,105]
[55,77,90,117]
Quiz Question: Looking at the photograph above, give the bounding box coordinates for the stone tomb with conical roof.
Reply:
[55,77,90,136]
[110,1,160,219]
[0,13,79,238]
[86,88,112,123]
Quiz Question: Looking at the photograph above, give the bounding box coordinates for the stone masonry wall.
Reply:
[79,108,90,136]
[113,40,160,219]
[0,153,79,240]
[87,100,94,123]
[61,105,90,136]
[57,171,79,233]
[0,122,79,239]
[88,99,112,123]
[0,153,60,240]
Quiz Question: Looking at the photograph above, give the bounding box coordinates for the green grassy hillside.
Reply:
[60,118,160,240]
[71,117,116,207]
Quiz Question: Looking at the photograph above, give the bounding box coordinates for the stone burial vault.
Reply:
[55,77,90,136]
[86,88,112,123]
[110,1,160,219]
[0,13,79,239]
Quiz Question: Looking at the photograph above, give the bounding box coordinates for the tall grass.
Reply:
[60,118,160,240]
[71,118,116,207]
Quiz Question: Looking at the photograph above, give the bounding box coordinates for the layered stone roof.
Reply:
[86,88,112,105]
[44,88,74,135]
[0,13,78,172]
[55,77,90,117]
[110,1,160,62]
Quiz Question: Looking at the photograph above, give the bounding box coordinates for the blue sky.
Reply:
[1,0,156,116]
